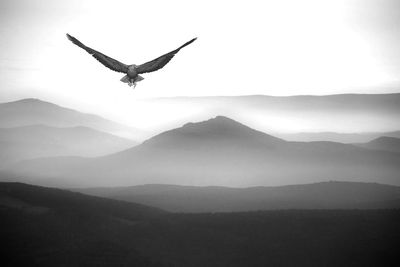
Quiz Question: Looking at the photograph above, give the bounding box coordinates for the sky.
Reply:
[1,0,400,131]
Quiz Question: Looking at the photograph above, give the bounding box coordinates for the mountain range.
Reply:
[5,116,400,187]
[1,96,399,266]
[0,98,143,168]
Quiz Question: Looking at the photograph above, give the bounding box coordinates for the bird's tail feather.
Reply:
[120,75,145,83]
[120,75,130,83]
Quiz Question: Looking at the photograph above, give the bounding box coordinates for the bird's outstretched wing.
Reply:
[136,38,197,74]
[66,34,128,73]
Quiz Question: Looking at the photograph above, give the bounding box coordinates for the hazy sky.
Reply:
[1,0,400,130]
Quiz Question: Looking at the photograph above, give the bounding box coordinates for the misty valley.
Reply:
[1,96,399,266]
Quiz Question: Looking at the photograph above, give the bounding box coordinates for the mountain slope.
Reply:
[0,98,140,139]
[76,181,400,212]
[357,136,400,154]
[0,125,137,168]
[0,182,163,217]
[6,116,400,187]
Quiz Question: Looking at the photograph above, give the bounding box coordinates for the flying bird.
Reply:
[66,34,196,88]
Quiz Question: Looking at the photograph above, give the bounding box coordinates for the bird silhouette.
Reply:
[66,34,196,88]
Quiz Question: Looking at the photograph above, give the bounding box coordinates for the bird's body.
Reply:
[124,65,140,87]
[66,34,196,88]
[127,65,138,78]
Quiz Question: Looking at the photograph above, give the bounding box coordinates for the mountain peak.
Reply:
[209,115,240,124]
[182,115,244,129]
[211,115,235,121]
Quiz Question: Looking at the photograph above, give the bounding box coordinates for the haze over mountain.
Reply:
[77,181,400,212]
[0,125,136,168]
[276,131,400,143]
[0,98,142,140]
[6,116,400,188]
[3,95,400,143]
[143,93,400,138]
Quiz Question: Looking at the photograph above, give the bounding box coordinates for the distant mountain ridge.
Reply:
[357,136,400,154]
[0,124,137,168]
[0,98,140,140]
[76,181,400,212]
[277,131,400,143]
[6,116,400,187]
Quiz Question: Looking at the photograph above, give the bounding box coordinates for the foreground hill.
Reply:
[6,116,400,187]
[1,182,398,266]
[77,181,400,212]
[0,182,163,218]
[0,98,140,139]
[0,125,136,168]
[0,182,165,266]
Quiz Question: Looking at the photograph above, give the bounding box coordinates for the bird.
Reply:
[66,34,196,88]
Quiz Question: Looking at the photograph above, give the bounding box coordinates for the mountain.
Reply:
[0,125,137,168]
[276,131,400,143]
[0,98,140,139]
[76,181,400,212]
[143,115,285,148]
[357,136,400,154]
[1,181,398,266]
[6,116,400,187]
